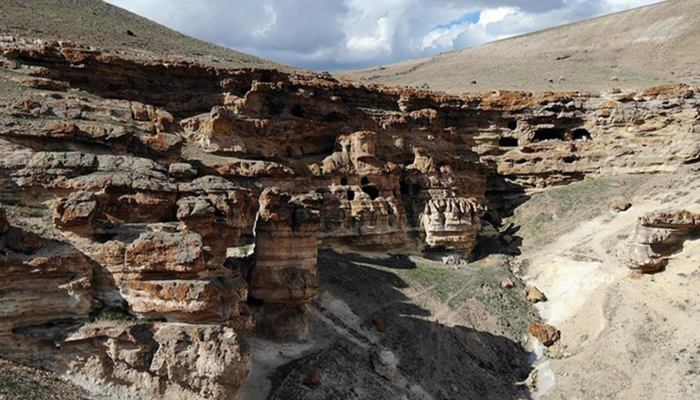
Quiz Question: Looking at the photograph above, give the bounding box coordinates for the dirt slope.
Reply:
[510,169,700,399]
[340,0,700,93]
[0,0,301,71]
[0,359,89,400]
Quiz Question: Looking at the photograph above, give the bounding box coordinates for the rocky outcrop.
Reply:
[60,323,249,400]
[619,209,700,272]
[251,188,322,304]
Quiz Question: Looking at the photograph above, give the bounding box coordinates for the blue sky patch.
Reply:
[434,11,481,30]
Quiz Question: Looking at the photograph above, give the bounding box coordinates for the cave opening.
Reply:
[260,72,272,83]
[362,186,381,200]
[499,137,519,147]
[400,182,410,195]
[507,120,518,130]
[361,177,370,186]
[95,233,117,244]
[572,128,592,141]
[341,177,348,186]
[347,191,355,201]
[291,104,305,118]
[533,128,567,143]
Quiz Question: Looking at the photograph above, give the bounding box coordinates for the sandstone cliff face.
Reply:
[251,188,322,304]
[0,39,699,399]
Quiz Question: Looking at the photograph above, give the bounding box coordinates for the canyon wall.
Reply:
[0,39,699,399]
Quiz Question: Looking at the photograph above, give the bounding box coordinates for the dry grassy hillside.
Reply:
[340,0,700,93]
[0,0,301,71]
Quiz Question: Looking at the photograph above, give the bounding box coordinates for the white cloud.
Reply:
[103,0,667,70]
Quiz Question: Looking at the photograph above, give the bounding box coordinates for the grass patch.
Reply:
[400,265,464,303]
[3,204,48,218]
[509,175,645,247]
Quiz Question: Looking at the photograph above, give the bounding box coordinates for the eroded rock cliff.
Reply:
[1,38,699,399]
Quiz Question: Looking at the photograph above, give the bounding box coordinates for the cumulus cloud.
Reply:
[104,0,667,70]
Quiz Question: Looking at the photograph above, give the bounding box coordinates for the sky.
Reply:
[104,0,667,71]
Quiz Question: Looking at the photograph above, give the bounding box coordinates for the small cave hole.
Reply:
[507,120,518,130]
[341,177,349,186]
[95,233,117,244]
[561,155,578,164]
[533,128,567,143]
[291,104,305,118]
[499,137,519,147]
[572,128,592,141]
[239,83,253,96]
[260,72,272,83]
[347,191,356,201]
[361,177,370,186]
[411,185,420,196]
[247,297,265,307]
[362,186,381,200]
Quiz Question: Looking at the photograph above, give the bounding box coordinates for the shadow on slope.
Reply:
[266,250,533,400]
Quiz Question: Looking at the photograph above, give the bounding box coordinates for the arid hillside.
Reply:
[340,0,700,93]
[0,0,300,71]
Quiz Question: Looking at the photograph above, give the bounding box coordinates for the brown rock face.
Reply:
[619,210,700,272]
[0,250,94,335]
[528,323,561,347]
[176,189,253,266]
[251,188,322,304]
[0,207,8,234]
[59,323,250,400]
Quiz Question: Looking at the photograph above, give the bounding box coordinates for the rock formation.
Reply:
[619,209,700,272]
[251,188,322,304]
[0,38,699,399]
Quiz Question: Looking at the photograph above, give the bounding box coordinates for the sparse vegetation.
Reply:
[354,255,535,337]
[2,204,48,218]
[94,308,135,322]
[509,175,645,247]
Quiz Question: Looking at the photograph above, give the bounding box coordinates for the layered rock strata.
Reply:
[251,188,322,304]
[0,39,699,399]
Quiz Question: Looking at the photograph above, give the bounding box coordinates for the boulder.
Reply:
[609,197,632,212]
[501,278,515,289]
[372,350,398,381]
[527,287,547,303]
[528,323,561,347]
